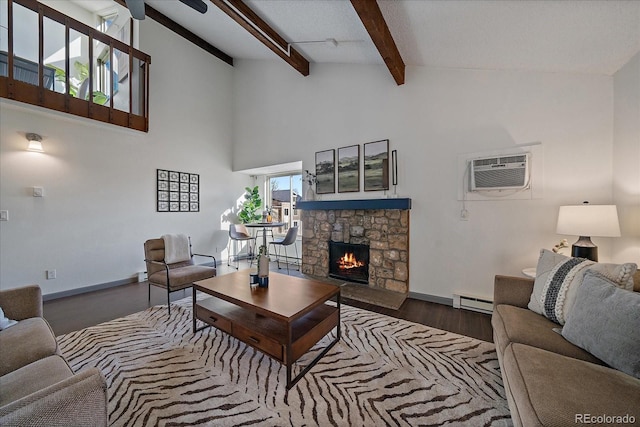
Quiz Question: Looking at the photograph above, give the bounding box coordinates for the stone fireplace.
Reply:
[298,198,411,294]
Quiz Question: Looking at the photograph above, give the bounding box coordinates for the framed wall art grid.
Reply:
[157,169,199,212]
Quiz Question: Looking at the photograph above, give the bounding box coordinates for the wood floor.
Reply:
[43,264,494,342]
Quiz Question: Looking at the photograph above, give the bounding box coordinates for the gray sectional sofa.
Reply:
[492,272,640,427]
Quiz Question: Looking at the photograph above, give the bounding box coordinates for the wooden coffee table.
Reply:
[192,271,341,389]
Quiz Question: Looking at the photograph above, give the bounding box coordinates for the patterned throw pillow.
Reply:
[528,249,637,325]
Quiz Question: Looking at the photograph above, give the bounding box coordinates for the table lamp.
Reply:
[556,202,620,261]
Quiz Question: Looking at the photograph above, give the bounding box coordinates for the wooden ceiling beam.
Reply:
[350,0,405,85]
[114,0,233,66]
[209,0,309,76]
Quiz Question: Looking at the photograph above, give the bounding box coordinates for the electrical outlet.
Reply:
[460,209,469,221]
[46,269,56,280]
[0,210,8,221]
[33,186,44,197]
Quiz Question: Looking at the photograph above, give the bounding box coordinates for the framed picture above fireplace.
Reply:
[338,144,360,193]
[364,139,389,191]
[315,149,335,194]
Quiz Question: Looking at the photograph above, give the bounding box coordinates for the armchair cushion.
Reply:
[0,355,72,406]
[148,265,216,290]
[0,317,59,376]
[0,364,107,426]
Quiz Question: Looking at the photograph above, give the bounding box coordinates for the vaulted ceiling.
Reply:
[78,0,640,82]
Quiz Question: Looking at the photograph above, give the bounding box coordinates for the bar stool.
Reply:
[227,224,254,269]
[268,227,299,274]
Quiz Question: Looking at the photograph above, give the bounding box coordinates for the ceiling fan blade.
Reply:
[125,0,146,20]
[178,0,208,14]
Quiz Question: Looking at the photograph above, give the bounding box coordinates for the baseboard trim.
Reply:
[43,277,138,301]
[43,261,218,302]
[43,273,448,304]
[408,291,453,307]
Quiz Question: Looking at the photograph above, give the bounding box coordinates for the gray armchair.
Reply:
[144,236,216,314]
[0,285,108,426]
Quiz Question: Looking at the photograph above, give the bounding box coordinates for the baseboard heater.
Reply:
[452,293,493,314]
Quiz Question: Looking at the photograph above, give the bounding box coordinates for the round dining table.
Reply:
[245,222,285,248]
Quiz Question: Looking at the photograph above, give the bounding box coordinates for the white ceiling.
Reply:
[69,1,640,76]
[140,0,640,76]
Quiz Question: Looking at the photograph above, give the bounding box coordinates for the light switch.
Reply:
[33,186,44,197]
[0,210,8,221]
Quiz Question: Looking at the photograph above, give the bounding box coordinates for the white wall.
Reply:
[612,52,640,264]
[233,59,617,299]
[0,18,249,295]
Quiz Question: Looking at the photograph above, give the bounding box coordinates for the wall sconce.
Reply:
[556,201,621,261]
[26,133,44,152]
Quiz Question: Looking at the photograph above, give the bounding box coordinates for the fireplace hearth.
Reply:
[329,241,369,284]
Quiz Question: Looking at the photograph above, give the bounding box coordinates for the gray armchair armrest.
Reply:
[0,368,108,427]
[0,285,42,320]
[493,275,534,309]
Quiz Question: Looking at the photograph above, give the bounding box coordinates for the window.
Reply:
[98,10,132,45]
[0,0,150,132]
[267,173,302,236]
[98,12,118,35]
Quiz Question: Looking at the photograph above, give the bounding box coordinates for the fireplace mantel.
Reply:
[297,198,411,211]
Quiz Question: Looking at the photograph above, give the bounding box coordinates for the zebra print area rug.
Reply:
[58,297,512,426]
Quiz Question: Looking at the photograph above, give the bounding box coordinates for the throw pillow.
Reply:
[561,270,640,379]
[528,249,636,325]
[0,307,17,330]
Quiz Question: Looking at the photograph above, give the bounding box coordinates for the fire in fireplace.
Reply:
[329,241,369,284]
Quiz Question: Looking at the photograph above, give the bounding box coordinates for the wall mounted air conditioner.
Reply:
[470,153,530,191]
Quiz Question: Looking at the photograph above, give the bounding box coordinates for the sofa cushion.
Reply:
[502,343,640,426]
[492,304,602,364]
[528,249,636,325]
[0,355,73,406]
[562,271,640,379]
[0,317,59,376]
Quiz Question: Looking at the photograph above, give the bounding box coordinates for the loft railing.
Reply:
[0,0,151,132]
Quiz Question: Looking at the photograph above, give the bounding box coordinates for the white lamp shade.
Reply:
[556,205,621,237]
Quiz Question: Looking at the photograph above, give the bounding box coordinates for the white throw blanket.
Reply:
[162,234,190,264]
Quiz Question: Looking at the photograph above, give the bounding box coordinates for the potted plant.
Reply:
[238,186,262,224]
[49,61,108,104]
